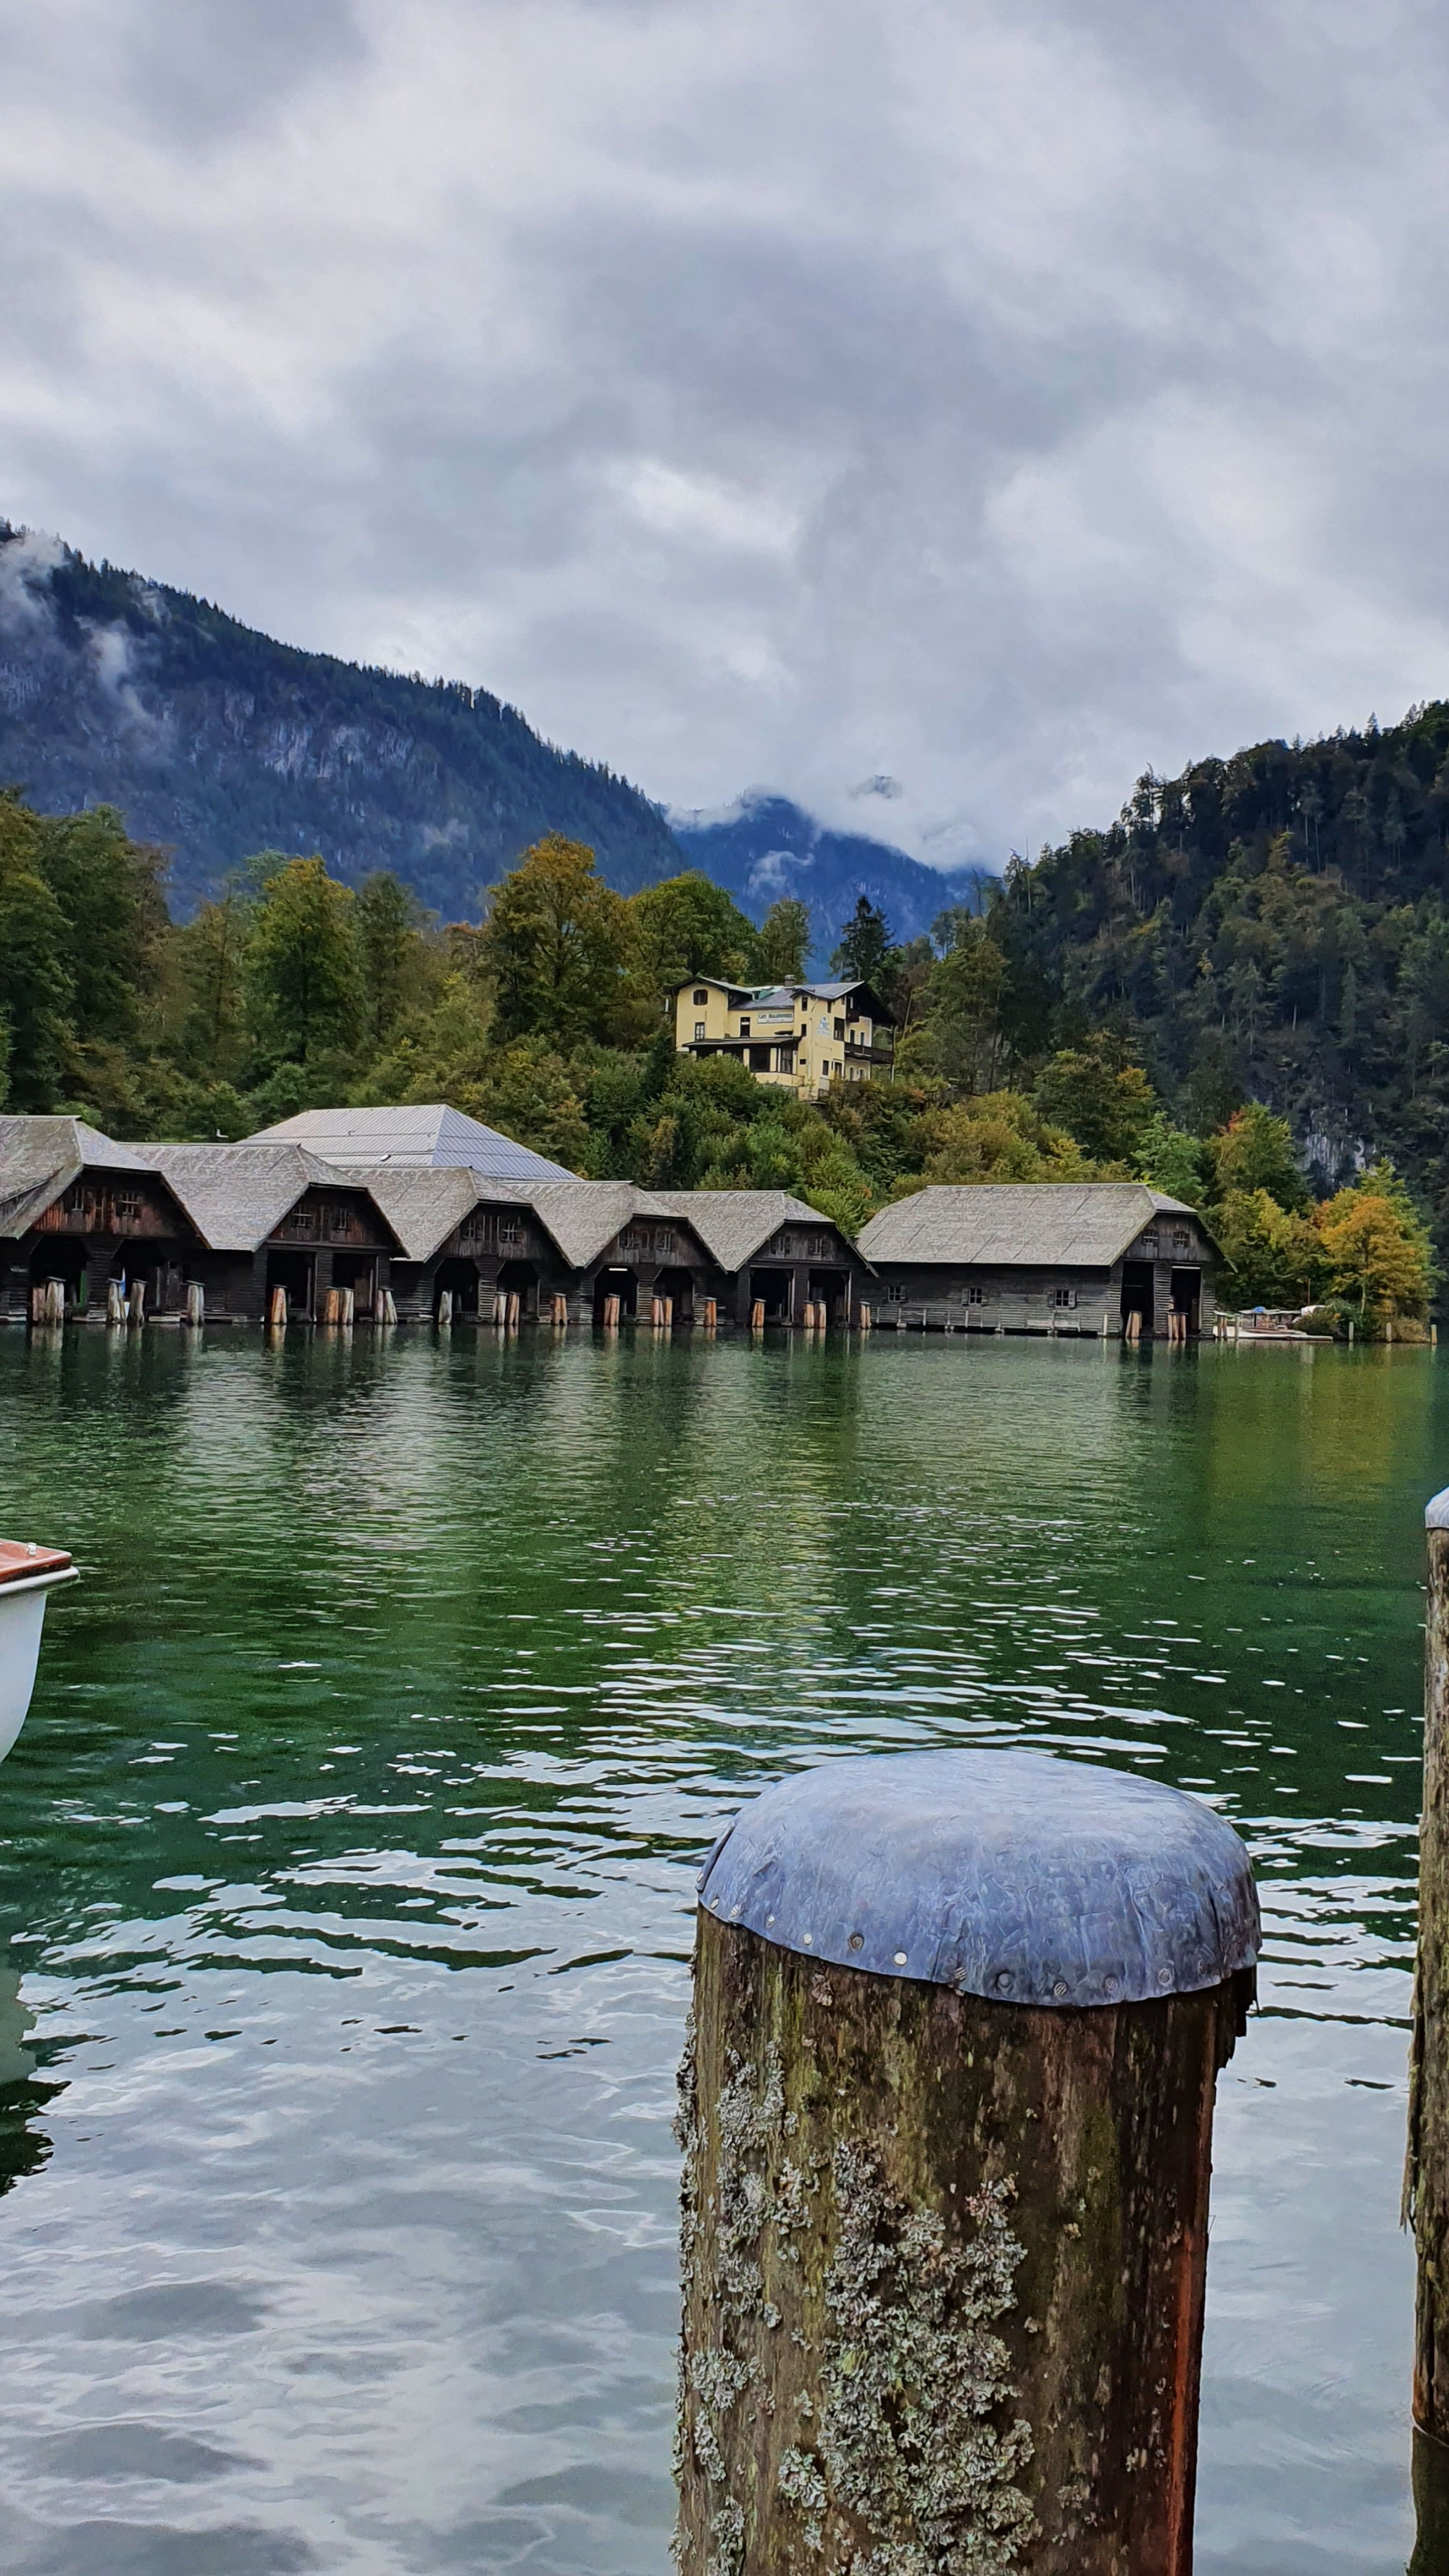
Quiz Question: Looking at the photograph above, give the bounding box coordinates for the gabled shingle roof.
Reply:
[362,1165,499,1262]
[247,1103,575,1183]
[857,1183,1198,1270]
[0,1114,156,1236]
[646,1189,858,1270]
[132,1143,398,1253]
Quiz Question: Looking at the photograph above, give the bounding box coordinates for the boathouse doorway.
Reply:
[593,1265,638,1322]
[333,1253,377,1316]
[748,1266,792,1322]
[28,1239,88,1310]
[433,1256,479,1320]
[655,1265,696,1322]
[496,1260,538,1320]
[1171,1269,1201,1337]
[266,1249,315,1319]
[808,1268,848,1324]
[1119,1261,1153,1338]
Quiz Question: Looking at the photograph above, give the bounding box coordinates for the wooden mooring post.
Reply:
[676,1748,1259,2575]
[183,1283,204,1327]
[1409,1484,1449,2519]
[267,1285,288,1332]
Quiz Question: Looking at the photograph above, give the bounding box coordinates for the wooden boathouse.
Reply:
[856,1183,1217,1339]
[0,1115,864,1330]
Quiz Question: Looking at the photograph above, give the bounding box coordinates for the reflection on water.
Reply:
[0,1329,1433,2572]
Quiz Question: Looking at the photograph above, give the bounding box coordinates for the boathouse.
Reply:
[0,1117,200,1321]
[856,1184,1216,1338]
[134,1143,403,1322]
[364,1174,864,1328]
[0,1112,866,1330]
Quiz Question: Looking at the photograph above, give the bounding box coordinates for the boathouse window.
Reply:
[693,988,709,1005]
[1053,1286,1077,1309]
[885,1283,906,1303]
[290,1209,317,1238]
[114,1191,141,1222]
[1141,1232,1159,1256]
[1173,1227,1190,1251]
[324,1203,352,1238]
[497,1220,522,1249]
[967,1285,985,1304]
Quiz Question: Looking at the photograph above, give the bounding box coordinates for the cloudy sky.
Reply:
[3,0,1447,868]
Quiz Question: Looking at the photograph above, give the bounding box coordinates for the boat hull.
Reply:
[0,1570,76,1761]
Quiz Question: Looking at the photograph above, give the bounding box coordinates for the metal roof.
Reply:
[132,1143,396,1253]
[857,1183,1198,1270]
[246,1102,575,1183]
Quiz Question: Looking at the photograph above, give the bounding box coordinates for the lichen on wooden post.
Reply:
[675,1748,1258,2576]
[1408,1487,1449,2448]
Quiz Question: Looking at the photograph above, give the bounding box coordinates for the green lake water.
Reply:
[0,1326,1434,2573]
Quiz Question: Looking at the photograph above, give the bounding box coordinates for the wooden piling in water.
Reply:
[267,1285,288,1331]
[1409,1486,1449,2453]
[857,1302,871,1332]
[551,1294,568,1327]
[436,1289,453,1327]
[183,1283,204,1327]
[750,1300,766,1331]
[702,1299,717,1331]
[107,1279,126,1327]
[603,1293,621,1329]
[675,1749,1258,2576]
[127,1280,145,1327]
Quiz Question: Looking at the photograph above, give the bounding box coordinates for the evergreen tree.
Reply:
[832,895,893,986]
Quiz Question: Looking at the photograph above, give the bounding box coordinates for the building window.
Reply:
[833,1017,845,1040]
[693,1020,706,1041]
[1173,1227,1190,1251]
[692,988,709,1005]
[1141,1233,1159,1256]
[885,1283,906,1303]
[967,1284,985,1304]
[498,1222,522,1249]
[738,1017,751,1037]
[114,1191,141,1222]
[1053,1286,1077,1309]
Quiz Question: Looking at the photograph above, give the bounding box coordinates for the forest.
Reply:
[0,776,1433,1334]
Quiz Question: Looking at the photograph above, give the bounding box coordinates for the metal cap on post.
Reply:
[677,1751,1260,2576]
[698,1747,1259,2008]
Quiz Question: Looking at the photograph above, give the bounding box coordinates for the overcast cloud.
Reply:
[2,0,1448,866]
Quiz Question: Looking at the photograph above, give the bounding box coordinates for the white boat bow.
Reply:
[0,1543,77,1762]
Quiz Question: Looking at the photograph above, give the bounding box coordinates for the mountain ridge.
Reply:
[0,524,967,957]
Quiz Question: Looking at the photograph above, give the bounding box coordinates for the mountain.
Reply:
[993,703,1449,1216]
[671,791,982,959]
[0,525,682,917]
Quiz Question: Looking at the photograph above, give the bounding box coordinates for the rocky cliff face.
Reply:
[0,525,682,917]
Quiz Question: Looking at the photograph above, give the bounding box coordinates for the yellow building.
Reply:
[672,977,895,1099]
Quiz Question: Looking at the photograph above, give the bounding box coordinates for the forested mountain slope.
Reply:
[0,525,682,916]
[992,704,1449,1225]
